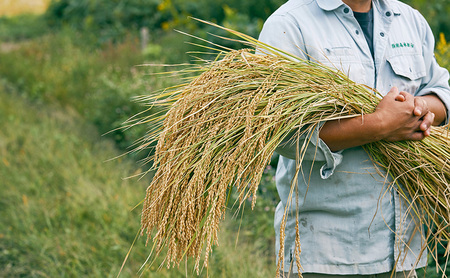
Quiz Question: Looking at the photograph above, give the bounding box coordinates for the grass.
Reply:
[0,79,148,277]
[0,79,277,277]
[0,28,167,155]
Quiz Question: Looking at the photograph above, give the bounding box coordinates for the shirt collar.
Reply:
[316,0,400,16]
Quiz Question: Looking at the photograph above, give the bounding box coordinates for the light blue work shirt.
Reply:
[258,0,450,275]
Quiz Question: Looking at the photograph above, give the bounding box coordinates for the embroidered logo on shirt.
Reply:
[391,42,414,48]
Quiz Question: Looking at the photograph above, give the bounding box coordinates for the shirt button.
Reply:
[355,30,360,35]
[380,32,385,37]
[386,11,392,17]
[344,7,350,13]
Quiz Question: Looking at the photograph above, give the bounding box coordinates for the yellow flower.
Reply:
[157,0,171,11]
[161,22,170,30]
[157,2,166,11]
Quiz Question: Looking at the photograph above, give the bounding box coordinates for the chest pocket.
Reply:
[385,47,426,95]
[386,53,426,81]
[310,45,366,84]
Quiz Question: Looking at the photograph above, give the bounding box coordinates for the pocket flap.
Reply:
[387,54,426,80]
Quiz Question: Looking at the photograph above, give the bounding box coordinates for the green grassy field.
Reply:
[0,15,277,276]
[0,79,277,277]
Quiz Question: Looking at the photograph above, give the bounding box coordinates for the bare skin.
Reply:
[342,0,372,12]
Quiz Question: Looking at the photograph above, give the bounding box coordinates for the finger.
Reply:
[413,98,422,116]
[395,94,406,102]
[419,112,435,132]
[399,91,413,101]
[414,97,429,117]
[396,91,415,105]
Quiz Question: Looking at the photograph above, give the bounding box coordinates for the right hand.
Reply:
[374,87,434,141]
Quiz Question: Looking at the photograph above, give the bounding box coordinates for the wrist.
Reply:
[365,111,388,141]
[418,94,447,125]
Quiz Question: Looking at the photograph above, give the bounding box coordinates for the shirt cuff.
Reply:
[314,128,344,179]
[275,123,344,178]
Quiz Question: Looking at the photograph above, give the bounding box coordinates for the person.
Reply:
[257,0,450,277]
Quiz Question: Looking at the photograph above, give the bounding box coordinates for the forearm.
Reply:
[319,113,384,152]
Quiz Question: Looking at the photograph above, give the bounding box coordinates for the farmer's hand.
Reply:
[374,87,434,141]
[413,96,435,136]
[319,87,445,151]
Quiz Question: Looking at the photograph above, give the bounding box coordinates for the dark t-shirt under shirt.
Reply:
[353,8,374,58]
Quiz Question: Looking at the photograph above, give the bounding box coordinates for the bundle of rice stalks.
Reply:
[130,21,450,275]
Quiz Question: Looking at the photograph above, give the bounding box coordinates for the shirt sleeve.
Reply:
[415,12,450,124]
[258,14,308,60]
[275,123,343,179]
[258,14,344,179]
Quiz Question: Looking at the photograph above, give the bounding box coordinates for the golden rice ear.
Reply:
[129,21,450,276]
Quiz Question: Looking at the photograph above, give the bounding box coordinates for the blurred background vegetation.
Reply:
[0,0,449,277]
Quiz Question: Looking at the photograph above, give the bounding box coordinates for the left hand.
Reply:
[394,91,435,137]
[412,95,435,137]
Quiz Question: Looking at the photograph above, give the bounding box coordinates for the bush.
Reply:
[0,14,48,41]
[45,0,165,43]
[402,0,450,41]
[435,33,450,70]
[44,0,285,44]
